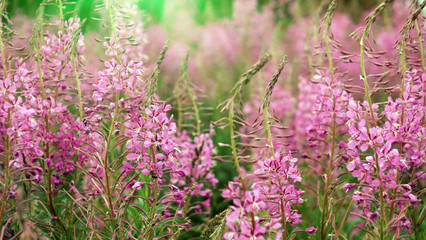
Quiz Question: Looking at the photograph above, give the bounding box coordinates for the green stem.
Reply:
[71,52,83,119]
[335,199,354,239]
[360,36,377,126]
[320,2,337,238]
[44,115,67,233]
[361,35,386,239]
[224,53,270,235]
[415,19,425,72]
[184,64,201,136]
[0,12,7,77]
[400,38,406,96]
[35,48,46,99]
[58,0,65,31]
[103,94,118,221]
[146,146,159,239]
[0,7,9,222]
[0,109,11,224]
[106,0,121,64]
[262,56,286,158]
[228,98,247,191]
[263,109,275,157]
[103,0,121,231]
[324,30,334,84]
[0,7,9,223]
[280,198,287,240]
[360,0,393,126]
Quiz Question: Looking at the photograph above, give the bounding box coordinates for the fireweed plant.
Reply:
[0,0,425,240]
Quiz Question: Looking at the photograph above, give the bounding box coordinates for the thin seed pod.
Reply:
[0,0,11,227]
[221,53,271,191]
[32,1,47,99]
[146,40,169,103]
[227,53,271,106]
[175,53,188,132]
[359,0,393,126]
[262,56,287,156]
[151,39,170,80]
[71,21,85,120]
[200,209,231,240]
[182,53,202,136]
[322,0,336,83]
[398,0,426,94]
[319,2,339,239]
[263,56,287,110]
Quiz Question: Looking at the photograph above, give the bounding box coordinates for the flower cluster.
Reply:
[345,70,425,229]
[222,151,308,240]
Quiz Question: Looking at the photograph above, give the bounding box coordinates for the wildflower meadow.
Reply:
[0,0,425,239]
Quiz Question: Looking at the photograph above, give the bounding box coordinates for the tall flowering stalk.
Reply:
[318,1,338,239]
[218,54,270,239]
[0,0,11,226]
[342,1,426,239]
[219,55,315,239]
[220,53,271,191]
[170,53,219,238]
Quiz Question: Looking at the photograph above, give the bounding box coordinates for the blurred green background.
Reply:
[6,0,381,29]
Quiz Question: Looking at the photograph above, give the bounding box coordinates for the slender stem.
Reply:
[176,75,184,132]
[400,37,407,96]
[58,0,65,31]
[263,56,286,158]
[0,13,7,77]
[320,2,337,237]
[106,0,121,64]
[359,6,392,237]
[320,98,336,240]
[411,206,420,240]
[229,94,260,237]
[34,47,46,100]
[295,203,314,226]
[263,109,275,157]
[324,30,334,84]
[44,116,67,233]
[146,145,159,239]
[0,7,9,223]
[360,36,377,126]
[71,52,83,119]
[228,98,247,192]
[0,109,11,224]
[102,74,122,234]
[280,199,287,240]
[58,0,65,26]
[107,0,117,44]
[399,0,426,94]
[184,65,201,136]
[69,47,83,232]
[224,54,270,236]
[103,95,118,221]
[415,19,425,72]
[359,0,393,126]
[102,0,121,228]
[335,199,353,239]
[0,9,9,222]
[34,2,68,232]
[149,146,158,220]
